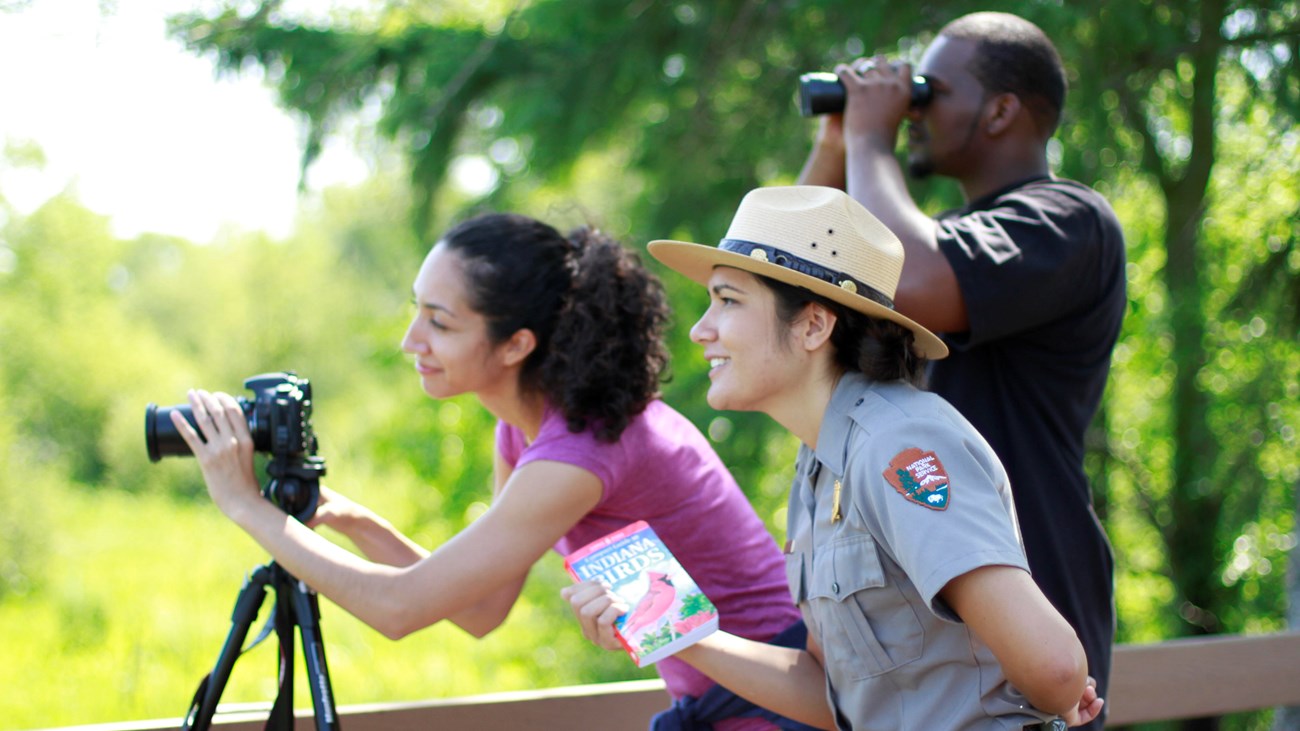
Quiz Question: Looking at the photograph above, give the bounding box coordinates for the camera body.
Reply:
[145,372,324,522]
[798,70,932,117]
[146,372,317,462]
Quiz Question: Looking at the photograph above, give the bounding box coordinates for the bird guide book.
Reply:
[564,520,719,668]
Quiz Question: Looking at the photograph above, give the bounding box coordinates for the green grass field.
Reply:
[0,484,650,730]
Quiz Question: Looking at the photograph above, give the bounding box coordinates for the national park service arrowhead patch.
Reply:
[883,447,950,510]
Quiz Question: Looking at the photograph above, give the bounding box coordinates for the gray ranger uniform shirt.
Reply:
[785,373,1055,730]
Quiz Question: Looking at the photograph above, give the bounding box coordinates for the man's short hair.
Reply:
[939,12,1067,136]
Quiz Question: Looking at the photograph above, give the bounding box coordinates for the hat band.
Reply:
[719,239,894,309]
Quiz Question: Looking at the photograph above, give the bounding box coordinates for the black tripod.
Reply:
[182,457,338,731]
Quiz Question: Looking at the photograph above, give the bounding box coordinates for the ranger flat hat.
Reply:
[649,185,948,359]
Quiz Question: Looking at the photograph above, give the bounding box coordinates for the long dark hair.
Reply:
[439,213,671,441]
[763,276,927,386]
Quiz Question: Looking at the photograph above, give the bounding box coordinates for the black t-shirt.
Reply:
[929,175,1127,712]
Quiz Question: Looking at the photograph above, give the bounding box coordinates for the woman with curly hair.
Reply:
[171,212,807,730]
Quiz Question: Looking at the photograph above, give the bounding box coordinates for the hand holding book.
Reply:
[562,520,719,667]
[562,578,631,652]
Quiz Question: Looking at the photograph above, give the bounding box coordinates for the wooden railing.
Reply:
[43,631,1300,730]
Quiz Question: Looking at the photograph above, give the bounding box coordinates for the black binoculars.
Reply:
[798,71,932,117]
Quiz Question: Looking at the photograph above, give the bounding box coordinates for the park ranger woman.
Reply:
[565,186,1104,730]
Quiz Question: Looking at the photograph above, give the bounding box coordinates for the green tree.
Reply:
[1060,0,1299,638]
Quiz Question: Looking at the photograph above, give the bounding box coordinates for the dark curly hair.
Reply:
[439,213,671,442]
[763,276,927,387]
[939,11,1067,137]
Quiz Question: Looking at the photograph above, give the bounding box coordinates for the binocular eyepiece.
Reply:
[798,71,932,117]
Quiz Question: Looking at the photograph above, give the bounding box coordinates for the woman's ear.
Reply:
[502,328,538,367]
[798,302,837,352]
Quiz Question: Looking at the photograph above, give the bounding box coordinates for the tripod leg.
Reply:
[183,564,274,731]
[284,570,341,731]
[265,579,297,731]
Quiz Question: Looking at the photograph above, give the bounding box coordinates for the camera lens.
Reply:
[144,398,255,461]
[145,403,199,462]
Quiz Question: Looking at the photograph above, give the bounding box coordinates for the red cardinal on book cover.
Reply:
[622,571,676,636]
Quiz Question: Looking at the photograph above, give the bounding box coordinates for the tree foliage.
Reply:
[1058,1,1300,650]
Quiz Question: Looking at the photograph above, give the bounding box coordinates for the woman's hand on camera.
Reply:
[170,389,261,522]
[560,579,627,652]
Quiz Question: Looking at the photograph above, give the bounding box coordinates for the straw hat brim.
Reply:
[649,239,949,360]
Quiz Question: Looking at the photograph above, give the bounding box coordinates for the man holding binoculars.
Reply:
[797,12,1126,730]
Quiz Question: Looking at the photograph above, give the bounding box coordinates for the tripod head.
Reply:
[264,453,326,524]
[245,371,326,522]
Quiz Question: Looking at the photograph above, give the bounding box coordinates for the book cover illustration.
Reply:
[564,520,719,668]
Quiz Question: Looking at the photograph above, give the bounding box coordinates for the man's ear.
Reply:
[984,92,1022,137]
[798,302,838,352]
[502,328,538,367]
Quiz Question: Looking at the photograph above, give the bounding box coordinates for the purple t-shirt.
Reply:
[496,399,800,707]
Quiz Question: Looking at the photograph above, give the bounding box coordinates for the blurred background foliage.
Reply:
[1,1,1297,729]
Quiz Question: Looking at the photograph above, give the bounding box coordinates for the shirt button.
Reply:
[832,582,840,594]
[855,398,864,406]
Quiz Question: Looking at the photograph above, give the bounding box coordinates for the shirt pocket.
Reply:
[806,534,924,681]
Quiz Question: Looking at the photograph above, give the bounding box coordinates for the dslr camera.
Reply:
[798,69,932,117]
[145,371,325,521]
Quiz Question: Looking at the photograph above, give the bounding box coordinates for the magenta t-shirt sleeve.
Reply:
[494,409,617,501]
[495,418,525,466]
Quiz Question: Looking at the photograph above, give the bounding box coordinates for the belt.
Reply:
[1025,722,1067,731]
